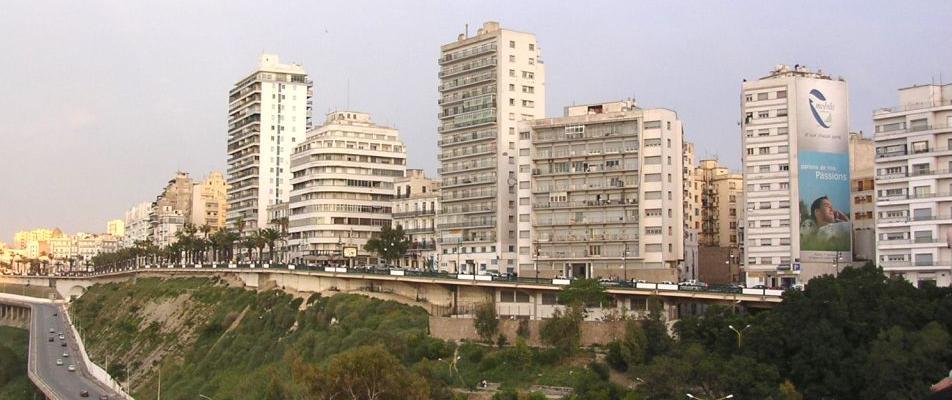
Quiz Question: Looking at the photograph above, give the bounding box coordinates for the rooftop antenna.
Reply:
[465,23,469,38]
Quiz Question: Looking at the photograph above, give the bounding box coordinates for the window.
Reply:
[522,71,534,79]
[778,127,789,135]
[745,94,753,102]
[778,145,789,153]
[777,90,787,98]
[760,202,772,209]
[761,220,772,228]
[777,109,788,117]
[746,148,754,155]
[509,69,516,77]
[509,84,515,91]
[509,40,516,48]
[757,93,769,101]
[509,54,516,62]
[758,165,770,173]
[780,237,791,245]
[758,147,770,155]
[780,164,789,171]
[780,182,789,189]
[758,129,770,137]
[758,111,769,118]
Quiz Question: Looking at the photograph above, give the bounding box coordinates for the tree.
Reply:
[473,301,499,342]
[540,305,584,354]
[557,278,609,308]
[306,344,429,400]
[363,225,410,264]
[259,228,285,262]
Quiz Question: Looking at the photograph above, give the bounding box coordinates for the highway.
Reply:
[30,302,123,400]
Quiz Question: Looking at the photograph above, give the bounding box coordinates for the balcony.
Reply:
[442,205,494,215]
[533,199,638,210]
[874,122,952,140]
[438,112,497,133]
[877,168,952,181]
[532,181,636,194]
[439,58,497,78]
[532,164,638,177]
[404,227,436,235]
[874,100,952,116]
[538,234,639,243]
[879,192,952,202]
[439,102,496,120]
[439,217,496,230]
[392,210,436,219]
[442,174,497,188]
[439,43,498,65]
[439,129,497,146]
[439,145,497,161]
[441,188,497,202]
[878,215,952,225]
[438,72,496,92]
[535,217,634,227]
[439,160,496,175]
[438,236,496,245]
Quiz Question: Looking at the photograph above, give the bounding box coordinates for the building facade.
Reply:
[437,21,545,274]
[695,159,744,283]
[227,54,312,232]
[191,171,229,231]
[288,111,407,266]
[682,142,701,281]
[850,132,875,262]
[393,169,440,269]
[742,65,852,288]
[519,100,685,281]
[122,202,153,248]
[874,83,952,287]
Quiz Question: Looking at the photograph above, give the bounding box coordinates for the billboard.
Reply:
[797,80,851,260]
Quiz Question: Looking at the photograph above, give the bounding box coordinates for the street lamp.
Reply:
[533,239,539,281]
[687,394,733,400]
[727,324,751,348]
[623,243,629,282]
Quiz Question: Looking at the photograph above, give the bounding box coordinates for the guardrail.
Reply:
[1,294,61,400]
[63,304,134,400]
[36,263,784,300]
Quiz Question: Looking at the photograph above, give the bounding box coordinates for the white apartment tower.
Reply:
[517,100,685,281]
[742,65,852,288]
[227,54,312,232]
[873,83,952,287]
[437,21,545,274]
[288,111,407,265]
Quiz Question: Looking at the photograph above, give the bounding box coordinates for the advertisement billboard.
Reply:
[797,80,851,260]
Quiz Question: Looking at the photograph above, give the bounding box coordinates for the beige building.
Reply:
[519,100,685,281]
[122,201,153,248]
[288,111,407,265]
[191,171,229,231]
[695,159,744,283]
[437,21,546,274]
[151,171,194,247]
[227,54,312,232]
[13,228,62,249]
[874,83,952,287]
[850,132,875,262]
[393,169,440,269]
[107,219,125,237]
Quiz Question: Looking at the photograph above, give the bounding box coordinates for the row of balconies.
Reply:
[441,188,497,201]
[439,43,498,65]
[438,217,496,230]
[438,71,496,92]
[877,168,952,180]
[442,174,497,188]
[439,159,496,174]
[392,209,436,219]
[439,57,497,78]
[532,181,636,194]
[438,128,496,146]
[532,199,638,210]
[438,144,497,161]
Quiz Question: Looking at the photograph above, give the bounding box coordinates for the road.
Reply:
[30,302,123,399]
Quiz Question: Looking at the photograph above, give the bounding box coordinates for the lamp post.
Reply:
[533,239,539,281]
[687,394,733,400]
[728,324,751,349]
[623,243,629,282]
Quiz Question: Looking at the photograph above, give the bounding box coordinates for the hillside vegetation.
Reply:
[71,278,625,399]
[0,326,39,399]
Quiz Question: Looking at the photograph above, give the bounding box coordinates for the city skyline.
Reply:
[2,1,950,240]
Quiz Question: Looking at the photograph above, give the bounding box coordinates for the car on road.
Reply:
[80,390,89,397]
[48,337,54,342]
[62,352,69,358]
[53,312,57,316]
[56,358,63,366]
[61,342,67,347]
[49,328,55,334]
[100,395,110,400]
[68,364,76,372]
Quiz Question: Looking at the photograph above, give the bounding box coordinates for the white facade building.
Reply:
[517,100,685,281]
[288,111,407,265]
[227,54,312,232]
[741,65,851,288]
[437,21,545,274]
[122,202,153,248]
[874,83,952,287]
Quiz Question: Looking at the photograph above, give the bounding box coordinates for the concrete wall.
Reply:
[0,303,30,329]
[429,316,627,347]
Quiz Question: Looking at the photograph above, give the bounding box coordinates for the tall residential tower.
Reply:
[227,54,312,232]
[437,21,545,274]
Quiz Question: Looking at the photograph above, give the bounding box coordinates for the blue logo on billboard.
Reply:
[808,89,834,128]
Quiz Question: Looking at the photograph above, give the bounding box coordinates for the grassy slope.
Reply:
[0,326,39,400]
[72,278,625,400]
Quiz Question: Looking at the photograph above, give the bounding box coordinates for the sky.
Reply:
[1,0,950,242]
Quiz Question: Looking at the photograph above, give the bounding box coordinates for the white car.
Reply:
[56,359,63,366]
[62,352,69,358]
[67,365,76,372]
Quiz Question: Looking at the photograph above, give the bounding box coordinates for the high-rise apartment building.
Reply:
[682,142,701,281]
[288,111,406,265]
[518,100,684,281]
[849,132,875,262]
[437,21,545,274]
[227,54,312,232]
[191,171,229,231]
[741,65,851,287]
[392,169,440,269]
[150,171,193,247]
[873,83,952,287]
[122,202,153,248]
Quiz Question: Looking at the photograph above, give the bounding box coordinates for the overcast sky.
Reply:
[1,1,950,242]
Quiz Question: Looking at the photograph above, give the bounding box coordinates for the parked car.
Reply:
[67,364,76,372]
[62,352,69,358]
[56,358,63,366]
[79,390,89,397]
[61,342,67,347]
[598,278,621,287]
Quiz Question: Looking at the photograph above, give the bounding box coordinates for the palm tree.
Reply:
[252,230,268,262]
[199,224,213,262]
[258,228,285,262]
